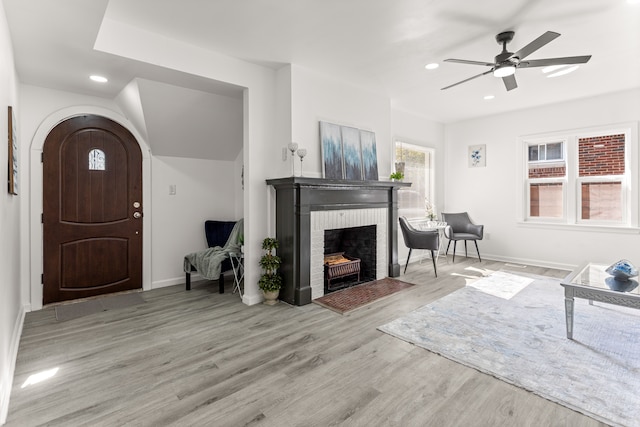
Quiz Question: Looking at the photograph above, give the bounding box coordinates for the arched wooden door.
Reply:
[43,115,143,305]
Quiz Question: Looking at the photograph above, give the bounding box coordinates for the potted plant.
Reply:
[390,171,404,181]
[258,237,282,305]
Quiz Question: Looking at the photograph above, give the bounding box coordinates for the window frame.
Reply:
[518,123,638,230]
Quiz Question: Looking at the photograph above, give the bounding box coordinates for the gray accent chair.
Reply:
[398,216,439,277]
[441,212,484,262]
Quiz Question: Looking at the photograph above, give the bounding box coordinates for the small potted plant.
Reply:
[258,237,282,305]
[390,171,404,181]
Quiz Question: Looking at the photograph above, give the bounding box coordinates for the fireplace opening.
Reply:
[324,225,376,293]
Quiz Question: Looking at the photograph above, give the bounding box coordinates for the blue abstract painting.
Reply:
[341,126,363,180]
[360,130,378,180]
[320,121,344,179]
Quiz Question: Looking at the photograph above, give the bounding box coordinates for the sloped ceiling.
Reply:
[135,79,243,161]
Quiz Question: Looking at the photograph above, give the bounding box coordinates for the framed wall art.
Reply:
[468,144,486,168]
[360,129,378,180]
[320,120,379,181]
[8,106,17,195]
[341,126,363,180]
[320,121,344,179]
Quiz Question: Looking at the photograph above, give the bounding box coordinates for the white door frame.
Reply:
[29,106,152,311]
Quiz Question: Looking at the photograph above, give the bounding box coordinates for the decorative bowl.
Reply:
[605,277,639,293]
[605,259,638,282]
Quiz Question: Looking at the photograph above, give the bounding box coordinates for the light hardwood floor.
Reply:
[6,257,606,426]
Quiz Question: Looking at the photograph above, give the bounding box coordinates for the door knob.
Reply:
[133,212,142,219]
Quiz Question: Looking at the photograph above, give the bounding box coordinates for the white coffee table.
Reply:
[560,262,640,339]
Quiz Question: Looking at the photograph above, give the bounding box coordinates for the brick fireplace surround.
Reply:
[266,177,409,305]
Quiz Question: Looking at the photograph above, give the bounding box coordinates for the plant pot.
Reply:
[262,289,279,305]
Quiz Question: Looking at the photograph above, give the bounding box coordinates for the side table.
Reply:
[229,252,244,298]
[561,262,640,339]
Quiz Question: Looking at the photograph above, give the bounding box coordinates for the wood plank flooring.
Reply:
[6,257,607,426]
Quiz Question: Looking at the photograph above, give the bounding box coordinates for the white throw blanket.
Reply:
[183,218,243,280]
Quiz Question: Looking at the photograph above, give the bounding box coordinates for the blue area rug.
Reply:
[378,272,640,427]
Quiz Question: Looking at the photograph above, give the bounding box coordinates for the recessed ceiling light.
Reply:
[425,63,439,70]
[484,95,495,100]
[547,65,579,78]
[90,75,108,83]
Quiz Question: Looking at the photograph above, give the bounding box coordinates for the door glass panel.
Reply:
[88,149,105,171]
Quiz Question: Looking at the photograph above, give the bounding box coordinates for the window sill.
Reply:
[517,221,640,234]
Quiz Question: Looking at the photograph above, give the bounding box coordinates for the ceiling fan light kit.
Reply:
[442,30,591,91]
[493,65,515,77]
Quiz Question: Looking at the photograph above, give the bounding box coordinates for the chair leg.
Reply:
[474,240,482,262]
[464,240,468,258]
[219,273,225,294]
[404,249,412,274]
[430,250,437,277]
[186,272,191,291]
[445,240,451,255]
[452,241,457,263]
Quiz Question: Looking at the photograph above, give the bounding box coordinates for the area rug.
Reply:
[313,278,414,314]
[378,272,640,427]
[55,292,145,321]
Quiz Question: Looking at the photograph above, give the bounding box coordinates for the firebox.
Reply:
[323,225,376,293]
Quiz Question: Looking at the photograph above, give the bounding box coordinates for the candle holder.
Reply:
[297,148,307,177]
[287,142,298,176]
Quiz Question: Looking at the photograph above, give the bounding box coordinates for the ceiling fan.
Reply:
[441,31,591,91]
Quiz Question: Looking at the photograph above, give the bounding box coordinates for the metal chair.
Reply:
[441,212,483,262]
[398,216,439,277]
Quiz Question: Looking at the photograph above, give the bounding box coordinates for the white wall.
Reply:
[391,109,446,267]
[151,155,238,287]
[445,89,640,270]
[95,18,278,305]
[0,3,21,424]
[290,65,392,178]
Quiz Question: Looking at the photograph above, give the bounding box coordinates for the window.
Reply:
[521,124,637,228]
[528,141,564,162]
[395,141,435,219]
[577,134,625,222]
[526,139,566,219]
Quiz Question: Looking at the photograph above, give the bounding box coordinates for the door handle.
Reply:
[133,212,142,219]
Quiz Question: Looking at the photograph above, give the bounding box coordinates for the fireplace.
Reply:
[266,177,409,305]
[323,225,376,293]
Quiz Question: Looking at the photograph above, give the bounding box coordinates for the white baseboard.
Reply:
[481,253,575,272]
[242,292,264,306]
[151,275,196,289]
[0,304,26,426]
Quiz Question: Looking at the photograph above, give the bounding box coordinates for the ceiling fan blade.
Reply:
[513,31,560,60]
[441,69,493,90]
[444,58,495,67]
[502,74,517,91]
[519,55,592,68]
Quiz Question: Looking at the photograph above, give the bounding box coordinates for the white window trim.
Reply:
[516,122,639,231]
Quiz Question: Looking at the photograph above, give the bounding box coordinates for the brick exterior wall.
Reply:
[578,134,625,176]
[529,165,566,178]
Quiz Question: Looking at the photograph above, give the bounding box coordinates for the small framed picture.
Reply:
[468,144,486,168]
